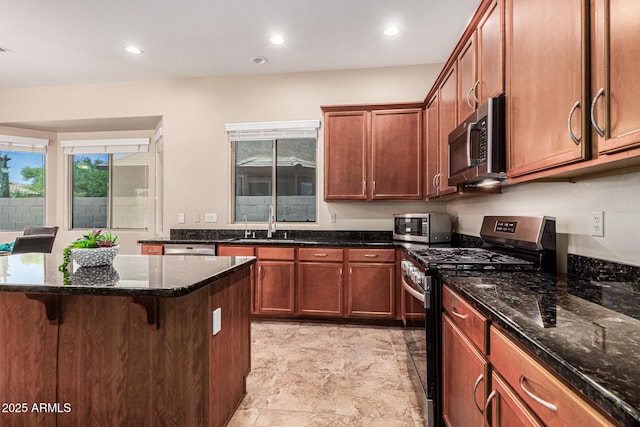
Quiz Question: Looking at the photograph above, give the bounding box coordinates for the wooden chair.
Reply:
[11,234,56,254]
[23,226,59,236]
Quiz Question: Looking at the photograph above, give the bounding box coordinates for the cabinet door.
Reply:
[591,0,640,154]
[256,261,295,315]
[425,95,440,199]
[442,315,488,427]
[370,109,422,200]
[477,0,504,103]
[347,263,395,318]
[506,0,588,177]
[323,111,369,200]
[438,65,459,195]
[297,262,343,317]
[457,35,477,121]
[486,372,544,427]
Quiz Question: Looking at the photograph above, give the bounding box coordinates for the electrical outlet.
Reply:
[194,213,200,223]
[591,211,604,237]
[205,213,217,223]
[330,213,336,223]
[178,212,185,224]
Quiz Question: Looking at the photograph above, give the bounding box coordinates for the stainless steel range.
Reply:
[401,215,556,427]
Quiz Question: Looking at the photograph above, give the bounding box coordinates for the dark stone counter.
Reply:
[439,269,640,426]
[0,253,255,298]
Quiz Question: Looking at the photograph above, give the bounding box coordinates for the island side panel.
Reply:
[209,268,252,427]
[56,287,210,427]
[0,293,58,427]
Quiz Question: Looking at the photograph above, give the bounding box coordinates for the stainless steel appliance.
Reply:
[448,94,506,187]
[393,213,451,243]
[401,215,556,427]
[163,244,217,255]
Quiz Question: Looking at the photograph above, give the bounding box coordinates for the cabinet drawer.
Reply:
[490,327,616,427]
[141,244,163,255]
[217,245,255,256]
[256,246,295,261]
[298,248,343,262]
[348,248,395,263]
[443,286,488,353]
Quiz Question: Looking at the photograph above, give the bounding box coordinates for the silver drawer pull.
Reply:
[451,307,467,319]
[473,373,484,413]
[363,254,379,258]
[483,390,497,427]
[314,253,328,257]
[519,375,558,412]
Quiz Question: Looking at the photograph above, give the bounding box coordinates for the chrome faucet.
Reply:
[243,215,252,238]
[267,204,276,238]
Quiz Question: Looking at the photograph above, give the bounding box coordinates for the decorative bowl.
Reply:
[71,245,120,267]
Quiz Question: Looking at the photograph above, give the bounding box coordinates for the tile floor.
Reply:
[228,321,427,427]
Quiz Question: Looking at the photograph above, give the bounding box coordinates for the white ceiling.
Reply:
[0,0,480,89]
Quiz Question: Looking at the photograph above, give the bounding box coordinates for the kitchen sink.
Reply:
[231,238,296,244]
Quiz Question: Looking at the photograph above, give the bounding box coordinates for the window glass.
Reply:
[0,150,45,231]
[276,138,316,222]
[71,152,148,229]
[233,138,316,223]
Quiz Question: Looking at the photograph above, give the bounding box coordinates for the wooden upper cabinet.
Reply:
[506,0,588,178]
[457,35,477,122]
[590,0,640,154]
[322,104,423,201]
[323,111,368,200]
[437,65,459,196]
[477,0,504,103]
[370,109,422,199]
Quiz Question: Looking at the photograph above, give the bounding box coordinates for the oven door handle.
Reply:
[401,276,426,307]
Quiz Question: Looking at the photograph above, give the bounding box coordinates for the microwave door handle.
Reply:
[466,121,478,167]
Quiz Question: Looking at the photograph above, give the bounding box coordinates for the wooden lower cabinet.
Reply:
[347,262,395,318]
[442,314,488,427]
[490,326,617,427]
[256,260,295,316]
[297,262,343,316]
[217,245,255,256]
[485,371,544,427]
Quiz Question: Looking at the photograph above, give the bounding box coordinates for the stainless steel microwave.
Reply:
[448,94,506,187]
[393,213,451,243]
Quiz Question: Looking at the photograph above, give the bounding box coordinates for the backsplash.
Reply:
[568,254,640,284]
[170,229,394,242]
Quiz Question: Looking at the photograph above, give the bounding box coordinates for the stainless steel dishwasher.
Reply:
[163,244,217,255]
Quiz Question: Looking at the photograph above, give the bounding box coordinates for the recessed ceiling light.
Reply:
[251,56,268,65]
[123,45,143,55]
[269,35,285,45]
[384,26,401,37]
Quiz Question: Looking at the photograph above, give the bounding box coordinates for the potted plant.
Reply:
[58,229,120,276]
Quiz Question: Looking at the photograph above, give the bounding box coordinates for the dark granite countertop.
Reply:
[0,253,255,298]
[439,269,640,426]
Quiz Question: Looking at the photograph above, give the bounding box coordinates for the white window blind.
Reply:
[0,134,49,153]
[61,138,150,154]
[225,119,320,141]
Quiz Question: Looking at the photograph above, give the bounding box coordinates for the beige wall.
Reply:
[0,65,447,253]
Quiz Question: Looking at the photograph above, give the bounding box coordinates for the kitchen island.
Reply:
[0,253,255,427]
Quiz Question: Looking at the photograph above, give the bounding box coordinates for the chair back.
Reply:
[23,226,59,236]
[12,235,56,254]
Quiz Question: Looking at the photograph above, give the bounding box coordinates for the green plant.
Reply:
[58,229,119,281]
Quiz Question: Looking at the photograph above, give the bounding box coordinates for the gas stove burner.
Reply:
[409,247,536,271]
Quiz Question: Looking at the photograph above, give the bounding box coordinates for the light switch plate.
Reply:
[178,212,185,224]
[205,213,218,223]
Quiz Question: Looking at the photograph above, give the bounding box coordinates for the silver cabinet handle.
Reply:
[467,86,475,109]
[590,87,605,137]
[314,253,328,257]
[472,80,480,104]
[519,375,558,412]
[451,306,467,319]
[432,174,438,191]
[483,390,497,427]
[568,100,581,145]
[473,373,484,413]
[363,254,379,258]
